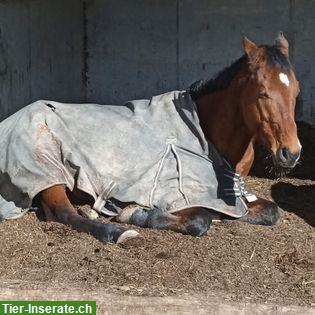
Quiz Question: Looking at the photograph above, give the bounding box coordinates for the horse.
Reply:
[0,33,301,245]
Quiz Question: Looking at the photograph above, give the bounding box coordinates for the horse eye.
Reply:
[259,91,270,99]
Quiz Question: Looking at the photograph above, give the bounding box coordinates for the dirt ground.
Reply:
[0,123,314,307]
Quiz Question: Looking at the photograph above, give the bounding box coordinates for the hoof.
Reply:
[116,204,140,223]
[117,230,145,248]
[91,223,132,244]
[78,206,99,220]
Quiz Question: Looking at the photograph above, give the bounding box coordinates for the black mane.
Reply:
[189,45,292,101]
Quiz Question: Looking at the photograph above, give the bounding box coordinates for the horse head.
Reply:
[241,33,301,173]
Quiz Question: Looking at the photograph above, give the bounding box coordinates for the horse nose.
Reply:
[277,146,300,168]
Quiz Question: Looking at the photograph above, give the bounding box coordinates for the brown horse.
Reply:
[5,33,301,244]
[193,32,301,177]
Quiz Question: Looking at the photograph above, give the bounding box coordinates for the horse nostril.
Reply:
[277,146,300,168]
[279,147,290,162]
[282,147,289,161]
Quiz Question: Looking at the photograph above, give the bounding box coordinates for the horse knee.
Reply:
[146,207,171,229]
[259,201,279,225]
[241,199,279,226]
[185,208,212,236]
[129,208,149,227]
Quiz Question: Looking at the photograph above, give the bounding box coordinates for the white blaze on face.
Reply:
[279,72,290,86]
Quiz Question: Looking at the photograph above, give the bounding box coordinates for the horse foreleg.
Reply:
[40,185,141,244]
[237,197,279,225]
[117,206,212,236]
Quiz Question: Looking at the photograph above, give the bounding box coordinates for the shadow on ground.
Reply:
[271,182,315,227]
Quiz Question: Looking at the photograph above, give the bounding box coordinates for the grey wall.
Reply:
[0,0,315,124]
[0,0,85,120]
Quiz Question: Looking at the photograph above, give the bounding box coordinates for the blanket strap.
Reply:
[223,170,257,203]
[170,143,190,205]
[149,137,190,208]
[149,144,171,208]
[93,181,116,212]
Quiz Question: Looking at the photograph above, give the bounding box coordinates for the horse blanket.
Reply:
[0,90,250,220]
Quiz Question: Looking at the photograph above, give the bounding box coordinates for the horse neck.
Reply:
[195,71,255,175]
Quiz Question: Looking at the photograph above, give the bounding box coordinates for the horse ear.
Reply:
[243,36,258,59]
[275,31,289,56]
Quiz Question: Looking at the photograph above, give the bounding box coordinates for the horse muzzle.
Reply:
[274,146,301,169]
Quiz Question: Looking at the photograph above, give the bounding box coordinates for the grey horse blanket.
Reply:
[0,90,251,220]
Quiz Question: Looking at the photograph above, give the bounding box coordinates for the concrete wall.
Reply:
[0,0,85,120]
[0,0,314,124]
